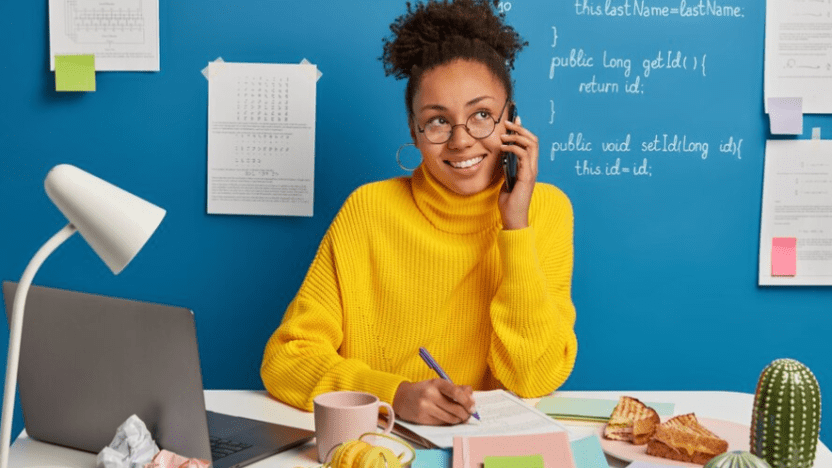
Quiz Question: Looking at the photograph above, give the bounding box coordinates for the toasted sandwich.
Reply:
[603,396,661,445]
[646,413,729,465]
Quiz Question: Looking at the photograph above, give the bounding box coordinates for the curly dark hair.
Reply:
[381,0,527,117]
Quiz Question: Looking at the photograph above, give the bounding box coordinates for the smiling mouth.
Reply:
[445,155,485,169]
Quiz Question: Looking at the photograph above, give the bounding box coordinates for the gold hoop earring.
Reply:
[396,143,421,172]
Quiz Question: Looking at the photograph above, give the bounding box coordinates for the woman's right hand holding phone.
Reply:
[499,116,540,230]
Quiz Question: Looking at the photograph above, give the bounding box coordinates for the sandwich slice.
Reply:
[646,413,729,465]
[603,396,661,445]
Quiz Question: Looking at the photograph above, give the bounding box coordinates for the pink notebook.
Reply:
[452,432,576,468]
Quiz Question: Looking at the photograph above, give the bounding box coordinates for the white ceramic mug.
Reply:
[313,391,395,463]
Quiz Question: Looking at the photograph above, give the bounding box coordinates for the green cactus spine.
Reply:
[750,359,821,468]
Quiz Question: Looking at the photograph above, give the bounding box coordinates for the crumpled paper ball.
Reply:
[96,414,160,468]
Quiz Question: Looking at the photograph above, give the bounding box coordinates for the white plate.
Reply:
[597,417,751,467]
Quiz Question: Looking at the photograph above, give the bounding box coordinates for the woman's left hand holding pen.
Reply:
[393,380,477,425]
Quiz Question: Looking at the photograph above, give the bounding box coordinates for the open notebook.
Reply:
[391,390,572,449]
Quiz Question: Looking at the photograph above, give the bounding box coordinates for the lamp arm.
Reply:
[0,223,77,468]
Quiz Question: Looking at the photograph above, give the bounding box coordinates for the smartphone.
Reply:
[502,103,518,192]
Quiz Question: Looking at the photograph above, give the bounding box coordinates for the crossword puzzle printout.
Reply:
[207,62,317,217]
[48,0,159,71]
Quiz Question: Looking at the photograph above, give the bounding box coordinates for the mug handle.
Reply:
[379,402,395,434]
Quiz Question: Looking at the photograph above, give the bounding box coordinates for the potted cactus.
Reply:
[750,359,821,468]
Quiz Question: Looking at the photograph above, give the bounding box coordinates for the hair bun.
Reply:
[381,0,526,80]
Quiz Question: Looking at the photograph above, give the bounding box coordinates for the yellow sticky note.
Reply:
[55,55,96,92]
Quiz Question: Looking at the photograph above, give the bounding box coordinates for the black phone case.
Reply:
[502,104,518,192]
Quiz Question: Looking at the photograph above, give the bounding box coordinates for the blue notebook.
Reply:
[413,448,452,468]
[570,435,609,468]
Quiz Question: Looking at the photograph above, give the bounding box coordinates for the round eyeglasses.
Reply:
[415,99,511,145]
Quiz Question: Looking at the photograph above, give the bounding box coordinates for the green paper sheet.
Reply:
[55,54,96,92]
[536,396,675,421]
[483,454,544,468]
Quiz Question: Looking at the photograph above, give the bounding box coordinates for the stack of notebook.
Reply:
[411,434,610,468]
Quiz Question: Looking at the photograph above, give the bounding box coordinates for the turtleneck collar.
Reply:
[410,165,503,234]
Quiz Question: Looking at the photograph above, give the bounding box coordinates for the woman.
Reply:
[261,0,577,425]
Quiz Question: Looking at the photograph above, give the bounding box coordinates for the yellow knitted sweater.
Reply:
[261,166,577,412]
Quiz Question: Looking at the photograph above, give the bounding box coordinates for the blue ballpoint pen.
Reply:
[418,347,481,420]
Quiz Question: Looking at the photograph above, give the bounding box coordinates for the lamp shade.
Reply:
[43,164,166,274]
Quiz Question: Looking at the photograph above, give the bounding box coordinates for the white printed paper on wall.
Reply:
[765,0,832,113]
[207,61,317,217]
[760,140,832,285]
[48,0,160,71]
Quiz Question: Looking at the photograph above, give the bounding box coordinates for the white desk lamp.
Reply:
[0,164,166,468]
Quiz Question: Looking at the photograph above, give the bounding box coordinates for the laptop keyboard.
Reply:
[210,436,253,460]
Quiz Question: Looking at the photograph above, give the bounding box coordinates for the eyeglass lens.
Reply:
[424,111,497,144]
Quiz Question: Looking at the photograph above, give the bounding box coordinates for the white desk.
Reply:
[9,390,832,467]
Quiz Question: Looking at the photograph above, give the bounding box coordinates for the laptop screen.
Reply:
[2,281,212,460]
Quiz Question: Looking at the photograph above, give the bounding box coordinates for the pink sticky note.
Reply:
[772,237,797,276]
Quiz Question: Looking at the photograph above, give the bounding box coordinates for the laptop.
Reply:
[2,281,313,468]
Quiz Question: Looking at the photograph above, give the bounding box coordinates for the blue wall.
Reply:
[1,0,829,446]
